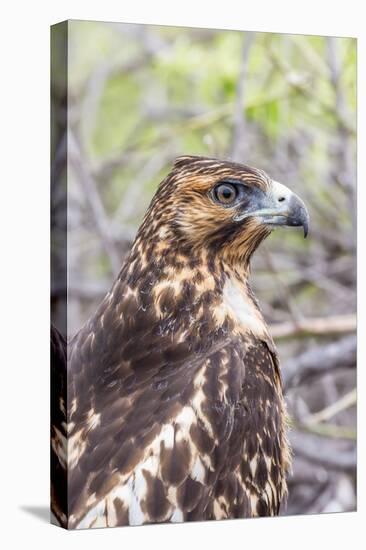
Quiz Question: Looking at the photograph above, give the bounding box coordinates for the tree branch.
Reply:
[68,131,122,275]
[283,334,356,389]
[230,33,254,161]
[303,388,356,425]
[290,431,356,472]
[272,314,356,340]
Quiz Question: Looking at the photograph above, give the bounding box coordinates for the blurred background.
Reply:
[51,21,356,516]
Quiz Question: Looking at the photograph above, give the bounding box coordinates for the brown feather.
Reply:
[52,156,293,528]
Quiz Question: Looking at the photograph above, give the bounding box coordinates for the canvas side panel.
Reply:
[50,20,68,529]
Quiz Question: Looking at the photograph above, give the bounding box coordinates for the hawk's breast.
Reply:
[222,279,266,337]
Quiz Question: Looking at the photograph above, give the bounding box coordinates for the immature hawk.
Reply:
[51,156,309,528]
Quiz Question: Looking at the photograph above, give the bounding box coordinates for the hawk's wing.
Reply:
[67,281,288,528]
[66,283,252,528]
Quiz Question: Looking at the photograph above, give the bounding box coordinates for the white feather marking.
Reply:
[223,279,265,336]
[191,387,215,440]
[93,423,175,527]
[108,462,151,527]
[68,430,86,469]
[191,457,206,483]
[264,454,272,470]
[171,508,184,523]
[70,398,77,416]
[128,475,146,526]
[174,406,196,429]
[87,409,101,430]
[113,482,131,508]
[213,496,228,519]
[250,492,259,515]
[105,497,117,527]
[76,409,207,528]
[134,466,148,498]
[159,423,175,449]
[250,456,258,477]
[76,500,106,529]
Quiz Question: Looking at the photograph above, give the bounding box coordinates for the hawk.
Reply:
[51,155,309,529]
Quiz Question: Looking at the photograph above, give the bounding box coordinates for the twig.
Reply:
[283,334,356,389]
[114,153,169,222]
[68,131,121,275]
[290,431,356,472]
[230,33,254,161]
[124,85,306,154]
[294,421,356,441]
[326,36,356,245]
[303,388,356,425]
[304,483,335,515]
[267,40,356,137]
[272,314,356,340]
[262,245,303,326]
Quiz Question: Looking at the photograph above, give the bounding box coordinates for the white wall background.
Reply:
[0,1,364,548]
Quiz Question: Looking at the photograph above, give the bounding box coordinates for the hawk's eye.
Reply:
[214,183,238,205]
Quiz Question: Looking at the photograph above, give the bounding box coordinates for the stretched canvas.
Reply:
[50,20,357,529]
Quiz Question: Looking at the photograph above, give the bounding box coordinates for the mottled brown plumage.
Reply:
[51,155,309,529]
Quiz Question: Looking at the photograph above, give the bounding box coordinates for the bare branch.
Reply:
[262,245,303,325]
[68,131,122,275]
[230,33,255,161]
[326,36,356,244]
[294,421,356,441]
[283,334,356,389]
[303,388,356,425]
[114,153,170,223]
[290,431,356,472]
[272,314,356,340]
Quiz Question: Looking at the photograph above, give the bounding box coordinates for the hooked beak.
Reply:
[234,180,310,238]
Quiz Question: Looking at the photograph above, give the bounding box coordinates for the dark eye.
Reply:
[214,183,238,205]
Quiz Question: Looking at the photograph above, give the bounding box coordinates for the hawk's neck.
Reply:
[112,240,271,343]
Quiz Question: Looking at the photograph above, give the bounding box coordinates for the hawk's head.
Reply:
[141,155,309,266]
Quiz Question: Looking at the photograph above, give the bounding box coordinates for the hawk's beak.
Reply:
[234,180,310,238]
